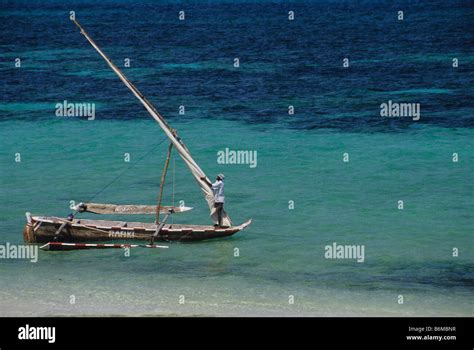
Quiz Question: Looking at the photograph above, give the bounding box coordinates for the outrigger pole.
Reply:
[40,242,169,251]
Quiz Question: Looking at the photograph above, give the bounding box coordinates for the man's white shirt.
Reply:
[211,180,225,203]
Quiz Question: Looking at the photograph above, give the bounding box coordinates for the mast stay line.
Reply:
[71,18,231,226]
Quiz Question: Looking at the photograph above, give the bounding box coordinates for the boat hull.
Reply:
[23,215,251,243]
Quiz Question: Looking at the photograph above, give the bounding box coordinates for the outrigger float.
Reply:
[23,18,251,250]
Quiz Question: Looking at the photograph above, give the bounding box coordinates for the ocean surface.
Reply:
[1,0,473,316]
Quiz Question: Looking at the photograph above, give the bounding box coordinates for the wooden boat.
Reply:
[23,18,251,246]
[24,215,252,243]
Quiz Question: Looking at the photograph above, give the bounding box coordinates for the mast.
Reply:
[71,18,231,226]
[156,143,173,224]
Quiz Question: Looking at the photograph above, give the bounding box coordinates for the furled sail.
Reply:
[72,19,231,226]
[77,203,192,215]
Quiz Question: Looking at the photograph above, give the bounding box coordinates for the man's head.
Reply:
[217,173,225,181]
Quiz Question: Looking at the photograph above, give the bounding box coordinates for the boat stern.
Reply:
[23,212,36,243]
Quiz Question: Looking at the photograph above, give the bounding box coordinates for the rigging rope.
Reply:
[87,136,168,202]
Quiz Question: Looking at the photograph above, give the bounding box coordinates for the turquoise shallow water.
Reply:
[1,118,473,316]
[1,0,473,316]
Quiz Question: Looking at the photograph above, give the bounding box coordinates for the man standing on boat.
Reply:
[202,174,226,227]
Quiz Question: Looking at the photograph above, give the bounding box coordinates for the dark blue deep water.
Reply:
[2,1,474,130]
